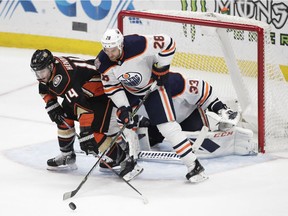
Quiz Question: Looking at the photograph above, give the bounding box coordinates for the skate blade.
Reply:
[47,163,78,171]
[188,172,209,183]
[123,165,144,182]
[99,165,121,173]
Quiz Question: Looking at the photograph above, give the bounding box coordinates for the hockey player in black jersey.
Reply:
[30,49,126,171]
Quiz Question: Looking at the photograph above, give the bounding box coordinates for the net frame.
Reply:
[117,10,282,153]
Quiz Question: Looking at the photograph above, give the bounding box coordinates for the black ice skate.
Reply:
[99,153,126,173]
[186,159,208,183]
[119,156,143,181]
[47,151,77,171]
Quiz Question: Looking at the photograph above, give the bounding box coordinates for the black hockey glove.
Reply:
[79,131,99,155]
[134,115,150,127]
[151,63,170,86]
[116,106,137,129]
[45,99,65,125]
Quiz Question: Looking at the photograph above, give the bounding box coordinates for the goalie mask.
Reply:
[30,49,54,82]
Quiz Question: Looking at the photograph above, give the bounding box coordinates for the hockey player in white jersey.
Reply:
[95,28,207,183]
[137,71,256,159]
[160,71,240,131]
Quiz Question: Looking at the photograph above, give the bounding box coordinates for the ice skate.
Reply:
[99,144,127,173]
[47,151,77,171]
[119,156,143,181]
[99,154,125,173]
[186,159,208,183]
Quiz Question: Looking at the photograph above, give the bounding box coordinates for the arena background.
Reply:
[0,0,287,79]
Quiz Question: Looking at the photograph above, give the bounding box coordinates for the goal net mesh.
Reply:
[119,10,288,153]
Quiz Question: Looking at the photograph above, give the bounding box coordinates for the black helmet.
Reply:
[30,49,54,71]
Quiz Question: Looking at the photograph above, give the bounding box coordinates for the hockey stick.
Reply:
[62,124,126,200]
[98,158,148,204]
[75,149,179,161]
[63,81,157,201]
[138,151,180,161]
[62,121,148,203]
[138,126,208,162]
[75,126,209,162]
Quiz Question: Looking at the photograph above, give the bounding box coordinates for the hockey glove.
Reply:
[79,131,112,156]
[116,106,137,129]
[79,131,99,155]
[151,63,170,86]
[45,99,65,125]
[134,115,150,127]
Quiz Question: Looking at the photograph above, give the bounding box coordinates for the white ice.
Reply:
[0,47,288,216]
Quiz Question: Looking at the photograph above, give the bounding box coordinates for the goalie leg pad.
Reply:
[183,126,256,158]
[234,127,258,155]
[122,128,140,159]
[136,127,151,151]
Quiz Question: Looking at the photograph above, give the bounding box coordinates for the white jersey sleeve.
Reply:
[144,34,176,67]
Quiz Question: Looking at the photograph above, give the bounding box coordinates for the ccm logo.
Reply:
[214,131,234,137]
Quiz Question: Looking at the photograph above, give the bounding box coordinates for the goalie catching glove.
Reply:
[151,63,170,86]
[79,131,112,156]
[45,99,66,125]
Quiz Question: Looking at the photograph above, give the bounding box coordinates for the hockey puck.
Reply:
[69,202,77,210]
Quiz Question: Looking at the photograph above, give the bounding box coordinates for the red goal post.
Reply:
[117,10,288,153]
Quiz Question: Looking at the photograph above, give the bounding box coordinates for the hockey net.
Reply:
[118,10,288,153]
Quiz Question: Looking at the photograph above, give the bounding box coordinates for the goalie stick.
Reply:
[63,81,157,201]
[138,126,208,161]
[138,151,180,161]
[75,126,209,162]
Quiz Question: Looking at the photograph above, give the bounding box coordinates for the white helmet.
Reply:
[101,28,124,50]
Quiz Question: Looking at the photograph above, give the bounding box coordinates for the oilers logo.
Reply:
[118,72,142,87]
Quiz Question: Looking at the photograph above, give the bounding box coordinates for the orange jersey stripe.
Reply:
[175,142,191,155]
[162,41,176,53]
[99,99,111,132]
[198,107,210,127]
[159,86,174,121]
[199,82,209,106]
[104,85,122,94]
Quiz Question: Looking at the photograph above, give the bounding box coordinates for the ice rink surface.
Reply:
[0,47,288,216]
